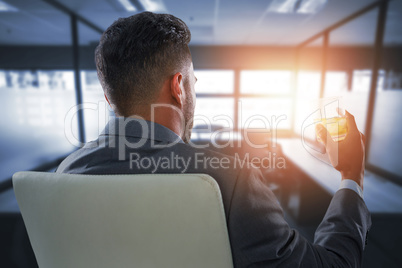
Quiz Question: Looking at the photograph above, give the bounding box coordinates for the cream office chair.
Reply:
[13,172,233,268]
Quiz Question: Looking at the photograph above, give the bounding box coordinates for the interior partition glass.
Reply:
[78,22,109,142]
[294,38,323,140]
[0,1,75,183]
[324,8,378,133]
[368,0,402,178]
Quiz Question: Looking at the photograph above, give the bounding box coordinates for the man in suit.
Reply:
[57,12,371,267]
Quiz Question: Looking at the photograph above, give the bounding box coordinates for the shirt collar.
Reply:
[100,116,184,144]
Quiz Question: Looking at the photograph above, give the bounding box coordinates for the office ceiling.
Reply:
[0,0,401,46]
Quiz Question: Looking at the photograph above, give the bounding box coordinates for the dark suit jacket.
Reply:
[57,117,371,267]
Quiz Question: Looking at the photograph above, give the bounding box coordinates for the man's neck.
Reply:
[125,107,184,140]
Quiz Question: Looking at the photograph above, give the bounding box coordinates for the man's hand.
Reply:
[315,110,365,189]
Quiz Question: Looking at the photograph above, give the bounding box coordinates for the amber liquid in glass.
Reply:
[315,117,348,142]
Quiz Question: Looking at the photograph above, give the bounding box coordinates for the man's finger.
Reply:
[345,110,359,132]
[315,124,335,149]
[336,107,345,117]
[360,132,366,146]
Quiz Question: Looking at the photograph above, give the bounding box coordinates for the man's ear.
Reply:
[170,72,184,107]
[104,94,111,107]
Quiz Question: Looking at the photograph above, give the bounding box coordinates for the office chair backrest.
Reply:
[13,172,233,268]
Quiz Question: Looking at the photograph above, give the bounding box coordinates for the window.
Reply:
[0,70,77,182]
[1,70,75,129]
[294,71,321,136]
[81,70,113,142]
[324,71,348,96]
[192,70,236,140]
[192,69,296,139]
[367,0,402,179]
[352,70,372,92]
[240,70,291,95]
[193,98,234,128]
[239,98,291,129]
[352,69,385,92]
[369,90,402,175]
[324,71,370,132]
[239,70,293,130]
[194,70,234,94]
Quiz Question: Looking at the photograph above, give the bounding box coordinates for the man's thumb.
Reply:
[315,124,334,148]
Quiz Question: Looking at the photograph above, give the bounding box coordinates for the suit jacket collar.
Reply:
[100,116,184,144]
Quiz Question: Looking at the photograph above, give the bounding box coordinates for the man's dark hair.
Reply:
[95,12,192,116]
